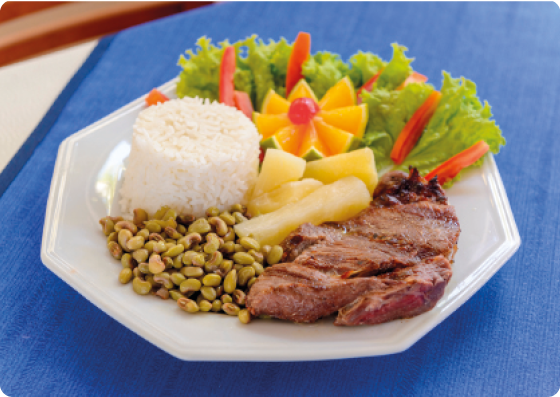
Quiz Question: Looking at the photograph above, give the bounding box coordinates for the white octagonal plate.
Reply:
[41,79,520,361]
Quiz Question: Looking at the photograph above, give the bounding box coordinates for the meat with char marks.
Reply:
[246,168,460,326]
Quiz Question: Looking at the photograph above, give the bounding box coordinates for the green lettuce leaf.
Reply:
[232,39,254,100]
[396,72,505,184]
[361,82,434,170]
[177,36,293,107]
[348,51,386,89]
[269,38,292,98]
[245,38,278,107]
[375,44,413,91]
[302,52,349,100]
[177,36,226,101]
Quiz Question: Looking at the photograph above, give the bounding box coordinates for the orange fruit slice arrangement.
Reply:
[253,77,369,161]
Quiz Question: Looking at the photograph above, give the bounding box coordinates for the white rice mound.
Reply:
[119,97,261,217]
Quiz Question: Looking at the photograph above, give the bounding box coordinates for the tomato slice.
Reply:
[397,72,428,90]
[357,71,428,104]
[425,140,490,184]
[145,89,169,106]
[286,32,311,96]
[219,46,236,106]
[390,90,442,165]
[233,91,254,119]
[356,70,383,104]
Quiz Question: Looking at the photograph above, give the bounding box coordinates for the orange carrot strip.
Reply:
[145,89,169,106]
[286,32,311,96]
[219,46,236,106]
[390,90,442,165]
[425,140,490,184]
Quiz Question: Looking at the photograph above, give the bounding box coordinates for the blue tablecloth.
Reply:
[1,2,559,396]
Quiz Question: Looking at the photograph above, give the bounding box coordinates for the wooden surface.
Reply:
[0,1,68,23]
[0,1,211,67]
[0,41,97,173]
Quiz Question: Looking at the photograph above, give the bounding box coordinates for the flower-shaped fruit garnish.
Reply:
[253,77,369,160]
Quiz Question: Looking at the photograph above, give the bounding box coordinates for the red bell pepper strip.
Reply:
[145,89,169,106]
[390,90,442,165]
[233,90,254,119]
[286,32,311,96]
[219,46,236,106]
[356,70,383,104]
[396,72,428,90]
[356,70,426,103]
[425,140,490,184]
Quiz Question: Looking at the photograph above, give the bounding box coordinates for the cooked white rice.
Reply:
[119,97,261,217]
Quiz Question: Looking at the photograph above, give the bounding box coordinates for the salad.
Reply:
[170,32,505,187]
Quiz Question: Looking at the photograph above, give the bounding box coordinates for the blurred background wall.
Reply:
[0,1,212,67]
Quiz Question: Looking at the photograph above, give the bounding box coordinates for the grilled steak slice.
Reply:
[335,256,452,326]
[281,223,342,262]
[334,201,460,260]
[281,201,459,272]
[247,256,452,324]
[246,262,387,323]
[372,168,447,207]
[293,235,420,277]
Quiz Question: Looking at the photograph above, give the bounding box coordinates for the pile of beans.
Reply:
[99,204,283,324]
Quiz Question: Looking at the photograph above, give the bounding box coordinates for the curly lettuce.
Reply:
[245,37,294,107]
[396,72,505,183]
[177,36,293,106]
[177,36,226,102]
[375,44,413,91]
[348,51,386,89]
[358,44,421,171]
[361,82,434,170]
[269,38,292,98]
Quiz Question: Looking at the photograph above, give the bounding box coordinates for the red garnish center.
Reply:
[288,97,320,125]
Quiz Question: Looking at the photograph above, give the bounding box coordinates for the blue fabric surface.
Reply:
[1,2,559,396]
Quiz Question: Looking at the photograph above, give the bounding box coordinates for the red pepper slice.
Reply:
[356,71,427,103]
[145,89,169,106]
[233,90,254,119]
[396,72,428,90]
[286,32,311,96]
[356,70,383,104]
[390,90,442,165]
[425,140,490,184]
[219,46,236,106]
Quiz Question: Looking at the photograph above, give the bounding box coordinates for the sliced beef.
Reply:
[246,262,388,323]
[247,256,452,324]
[281,223,342,262]
[293,235,420,277]
[247,167,459,326]
[334,256,452,326]
[335,201,460,260]
[282,201,459,267]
